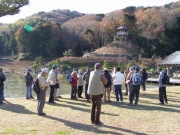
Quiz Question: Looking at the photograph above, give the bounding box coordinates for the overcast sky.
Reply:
[0,0,179,24]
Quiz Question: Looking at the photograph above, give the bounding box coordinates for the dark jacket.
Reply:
[82,69,91,84]
[141,68,148,80]
[103,70,112,88]
[0,72,6,86]
[25,72,33,86]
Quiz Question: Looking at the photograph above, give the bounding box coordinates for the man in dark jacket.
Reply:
[0,68,6,104]
[141,68,148,91]
[103,68,112,102]
[25,69,34,99]
[82,67,91,102]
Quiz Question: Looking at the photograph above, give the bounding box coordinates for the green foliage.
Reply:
[32,56,43,72]
[0,0,29,17]
[103,60,111,69]
[63,49,73,57]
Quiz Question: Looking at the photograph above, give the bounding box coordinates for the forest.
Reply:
[0,1,180,60]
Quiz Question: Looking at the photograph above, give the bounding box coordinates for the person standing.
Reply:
[83,67,91,102]
[0,68,6,104]
[88,63,107,125]
[129,66,142,106]
[77,69,84,98]
[103,68,112,102]
[124,68,129,95]
[37,68,50,115]
[112,67,125,102]
[141,68,148,91]
[56,68,63,98]
[47,64,57,104]
[25,69,34,99]
[71,71,78,99]
[157,67,168,104]
[126,66,135,101]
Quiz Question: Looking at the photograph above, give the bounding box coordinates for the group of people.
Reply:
[0,63,168,125]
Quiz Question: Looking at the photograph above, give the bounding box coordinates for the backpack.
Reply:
[162,72,169,84]
[32,78,41,94]
[131,73,142,86]
[67,75,73,84]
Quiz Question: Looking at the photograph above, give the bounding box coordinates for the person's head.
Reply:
[103,68,108,72]
[42,68,49,76]
[116,67,120,72]
[94,63,102,71]
[135,66,139,72]
[129,66,134,72]
[0,68,2,72]
[52,64,57,71]
[27,69,32,73]
[157,67,162,73]
[78,69,83,74]
[71,71,77,76]
[57,68,62,73]
[141,68,146,72]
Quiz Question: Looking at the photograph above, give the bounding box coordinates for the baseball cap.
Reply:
[135,66,139,71]
[42,68,49,73]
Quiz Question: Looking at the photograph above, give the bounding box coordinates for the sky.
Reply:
[0,0,179,24]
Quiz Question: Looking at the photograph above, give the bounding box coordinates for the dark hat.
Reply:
[27,69,32,72]
[157,67,162,71]
[94,63,102,69]
[135,66,139,71]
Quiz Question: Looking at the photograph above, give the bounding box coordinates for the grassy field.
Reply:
[0,86,180,135]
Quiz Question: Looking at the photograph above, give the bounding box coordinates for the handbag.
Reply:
[54,83,59,88]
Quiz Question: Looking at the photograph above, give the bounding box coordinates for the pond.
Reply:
[4,73,161,98]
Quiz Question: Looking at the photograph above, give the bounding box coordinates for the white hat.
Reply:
[42,68,49,73]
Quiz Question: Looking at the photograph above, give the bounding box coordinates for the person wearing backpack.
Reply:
[83,67,91,102]
[157,67,168,105]
[103,68,112,102]
[47,64,58,104]
[141,68,148,91]
[129,66,142,106]
[37,68,50,115]
[0,68,6,105]
[25,69,34,99]
[112,67,125,102]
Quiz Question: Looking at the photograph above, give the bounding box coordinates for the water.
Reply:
[4,73,160,98]
[4,73,72,98]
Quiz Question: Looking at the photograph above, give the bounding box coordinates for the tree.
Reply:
[0,0,29,17]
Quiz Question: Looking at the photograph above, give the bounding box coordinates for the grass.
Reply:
[0,86,180,135]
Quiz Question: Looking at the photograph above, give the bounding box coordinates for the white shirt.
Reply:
[112,71,125,85]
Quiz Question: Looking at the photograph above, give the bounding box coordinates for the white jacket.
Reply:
[112,71,125,85]
[46,69,56,85]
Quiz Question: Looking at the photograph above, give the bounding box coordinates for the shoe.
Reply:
[38,113,46,116]
[165,101,168,104]
[30,96,34,99]
[26,98,30,99]
[134,103,137,106]
[95,121,103,125]
[80,96,83,98]
[57,96,62,98]
[49,102,56,104]
[128,103,133,106]
[107,101,111,102]
[159,102,164,105]
[54,99,59,101]
[119,101,123,103]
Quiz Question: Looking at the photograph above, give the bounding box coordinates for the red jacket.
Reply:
[71,75,78,86]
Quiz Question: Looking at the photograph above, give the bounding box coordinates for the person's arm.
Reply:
[38,76,49,89]
[101,74,107,85]
[2,73,6,81]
